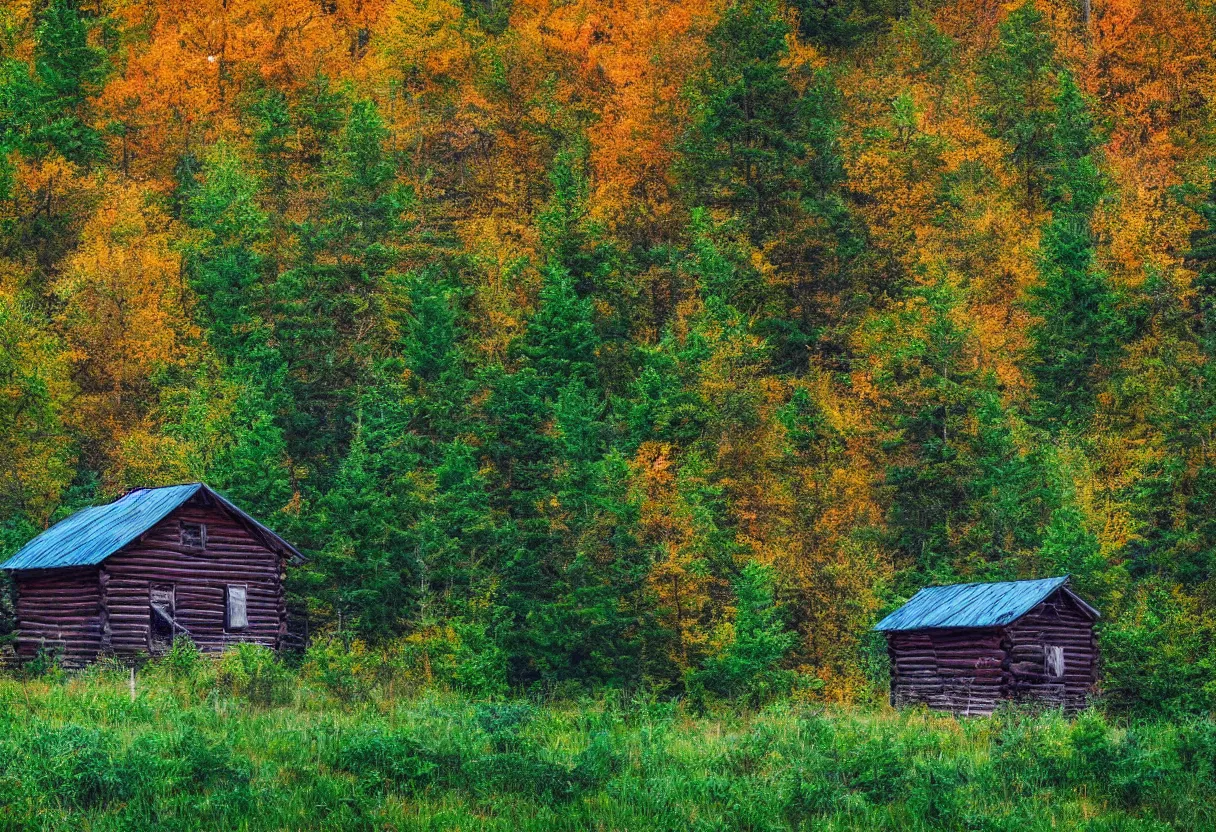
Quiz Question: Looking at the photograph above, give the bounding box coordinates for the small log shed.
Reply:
[875,576,1100,715]
[1,483,303,666]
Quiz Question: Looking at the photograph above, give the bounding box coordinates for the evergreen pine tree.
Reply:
[680,0,805,242]
[0,0,108,166]
[1026,74,1127,428]
[980,1,1060,205]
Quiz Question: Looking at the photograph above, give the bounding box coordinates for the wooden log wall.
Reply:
[888,627,1006,716]
[13,566,101,667]
[102,494,287,657]
[1002,590,1097,713]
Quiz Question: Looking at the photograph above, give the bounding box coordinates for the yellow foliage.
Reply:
[56,182,200,482]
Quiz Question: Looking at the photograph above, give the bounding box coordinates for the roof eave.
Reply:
[200,485,307,565]
[1061,585,1101,620]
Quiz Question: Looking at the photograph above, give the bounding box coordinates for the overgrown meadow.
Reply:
[0,642,1212,832]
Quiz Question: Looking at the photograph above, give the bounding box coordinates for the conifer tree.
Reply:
[516,264,600,389]
[1186,178,1216,347]
[1025,74,1127,428]
[680,0,804,242]
[308,419,423,639]
[866,275,1050,582]
[210,370,294,520]
[981,1,1060,205]
[0,0,108,166]
[276,97,410,466]
[687,562,795,704]
[185,144,276,370]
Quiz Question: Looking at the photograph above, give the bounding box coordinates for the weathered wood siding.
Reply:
[886,588,1097,715]
[102,495,287,657]
[1002,589,1096,712]
[887,628,1005,715]
[13,566,101,667]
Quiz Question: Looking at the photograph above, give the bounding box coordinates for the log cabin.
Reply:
[1,483,303,667]
[875,576,1099,716]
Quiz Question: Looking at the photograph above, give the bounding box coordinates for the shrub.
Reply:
[1175,718,1216,784]
[2,722,130,810]
[474,701,538,751]
[1069,710,1117,783]
[215,643,294,707]
[21,643,66,681]
[332,727,459,793]
[401,617,510,698]
[463,751,588,802]
[1100,583,1216,716]
[125,726,252,796]
[159,636,205,680]
[300,637,381,704]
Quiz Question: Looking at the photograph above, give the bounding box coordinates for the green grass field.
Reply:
[1,649,1214,831]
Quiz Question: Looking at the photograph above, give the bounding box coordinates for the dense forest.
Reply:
[1,0,1214,713]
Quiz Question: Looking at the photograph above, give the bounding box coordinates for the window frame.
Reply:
[180,521,207,551]
[225,584,248,631]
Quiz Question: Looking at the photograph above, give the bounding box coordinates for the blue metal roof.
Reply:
[874,576,1095,631]
[1,483,302,571]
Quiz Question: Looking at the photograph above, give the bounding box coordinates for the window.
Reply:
[1046,645,1065,679]
[181,522,206,550]
[226,585,248,631]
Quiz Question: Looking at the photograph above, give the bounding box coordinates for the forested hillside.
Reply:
[1,0,1214,712]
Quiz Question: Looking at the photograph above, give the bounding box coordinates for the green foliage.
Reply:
[680,0,805,240]
[184,143,275,367]
[792,0,899,49]
[1099,583,1216,716]
[334,726,461,793]
[516,263,600,387]
[214,643,295,707]
[688,563,796,705]
[461,0,514,35]
[0,0,108,167]
[868,275,1053,584]
[984,10,1131,430]
[301,637,381,703]
[209,373,293,519]
[0,290,75,528]
[981,1,1060,203]
[1186,177,1216,345]
[307,423,422,639]
[1027,185,1127,429]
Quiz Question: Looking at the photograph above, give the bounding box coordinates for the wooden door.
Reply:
[149,584,175,655]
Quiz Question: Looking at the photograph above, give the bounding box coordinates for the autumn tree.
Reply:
[55,183,199,486]
[0,286,75,531]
